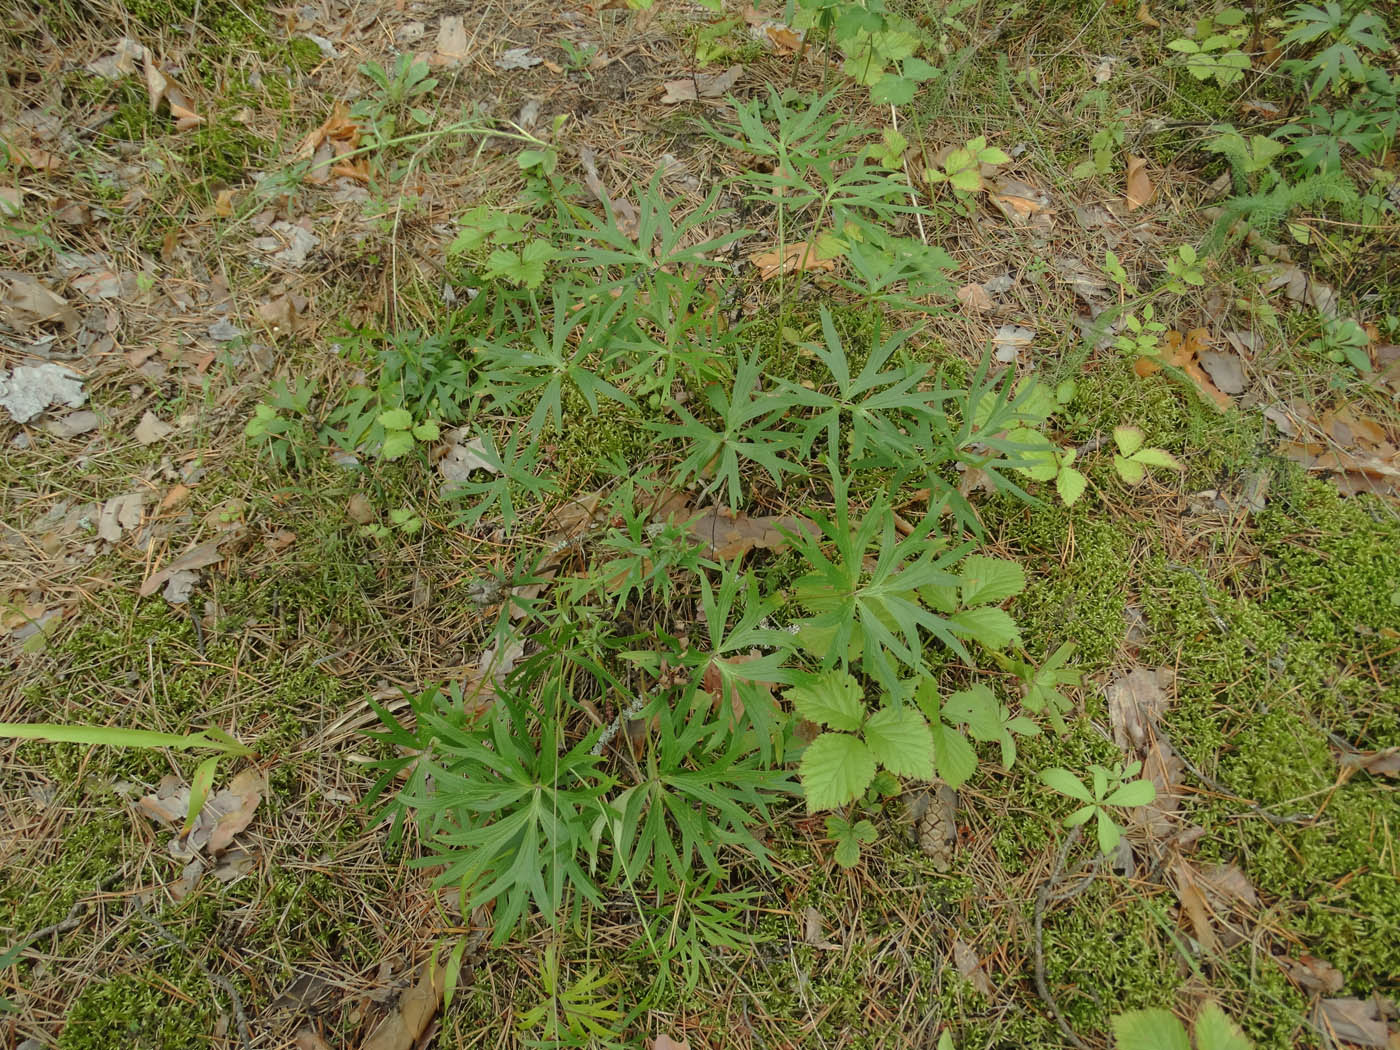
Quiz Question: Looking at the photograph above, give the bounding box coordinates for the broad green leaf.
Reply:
[380,430,416,460]
[412,421,440,441]
[785,671,865,732]
[853,819,877,844]
[1064,803,1097,827]
[1131,448,1183,471]
[943,685,1002,741]
[1096,810,1122,853]
[1113,425,1145,456]
[863,706,934,779]
[1166,38,1201,53]
[1112,1010,1191,1050]
[979,146,1012,164]
[949,606,1020,650]
[1041,767,1092,801]
[871,74,917,105]
[930,721,977,787]
[1114,456,1146,485]
[1194,1003,1253,1050]
[800,733,876,813]
[377,408,413,431]
[949,166,982,193]
[833,830,864,868]
[1057,466,1087,505]
[1105,778,1157,807]
[960,556,1025,606]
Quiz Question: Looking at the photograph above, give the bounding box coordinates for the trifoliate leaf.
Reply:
[863,706,934,779]
[785,671,865,733]
[800,733,876,813]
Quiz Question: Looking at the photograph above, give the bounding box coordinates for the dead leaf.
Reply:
[0,362,86,422]
[1258,263,1338,316]
[257,295,299,336]
[361,958,445,1050]
[438,430,500,484]
[1106,666,1172,751]
[662,65,743,102]
[1136,734,1187,838]
[802,906,839,949]
[951,939,993,996]
[294,1029,334,1050]
[1172,857,1217,953]
[1197,350,1246,394]
[98,492,148,543]
[87,37,147,79]
[1286,954,1346,996]
[578,147,640,239]
[347,494,376,525]
[1282,441,1400,498]
[45,409,100,439]
[2,277,81,334]
[991,178,1051,223]
[496,47,542,70]
[1156,328,1232,409]
[650,1036,691,1050]
[1136,2,1161,26]
[163,569,199,604]
[1124,155,1155,210]
[1335,746,1400,779]
[139,528,245,597]
[138,767,265,855]
[436,15,469,61]
[3,140,62,173]
[1317,998,1391,1048]
[134,410,174,445]
[682,505,814,560]
[957,283,994,313]
[142,50,168,114]
[747,239,838,280]
[702,651,773,724]
[993,324,1035,363]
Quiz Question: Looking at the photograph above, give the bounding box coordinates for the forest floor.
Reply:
[1,0,1398,1048]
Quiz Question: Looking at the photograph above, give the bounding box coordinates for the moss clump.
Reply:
[58,970,211,1050]
[0,810,130,934]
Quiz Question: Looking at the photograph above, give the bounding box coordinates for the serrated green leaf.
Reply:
[834,832,863,868]
[1113,425,1145,456]
[1057,466,1087,505]
[785,671,865,733]
[377,409,413,431]
[1114,455,1146,484]
[853,819,877,844]
[979,146,1012,164]
[1112,1009,1191,1050]
[871,74,917,105]
[949,166,982,193]
[1130,447,1183,471]
[800,733,876,813]
[1041,767,1092,801]
[863,706,934,779]
[949,606,1020,650]
[1194,1003,1252,1050]
[1105,778,1157,807]
[380,431,416,460]
[960,556,1025,606]
[943,685,1002,741]
[931,721,977,787]
[412,421,440,441]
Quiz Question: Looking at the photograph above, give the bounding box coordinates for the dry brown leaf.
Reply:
[661,65,743,102]
[3,276,80,332]
[294,1029,334,1050]
[702,651,773,724]
[1282,441,1400,498]
[4,141,61,173]
[951,939,993,997]
[436,15,469,61]
[1197,350,1246,394]
[134,410,174,445]
[139,767,265,855]
[763,24,803,52]
[98,491,148,543]
[1136,2,1161,26]
[1317,998,1391,1048]
[1258,263,1338,316]
[139,528,245,597]
[1153,328,1232,409]
[1171,857,1217,953]
[957,282,995,313]
[1285,954,1346,996]
[1124,155,1155,211]
[1106,666,1172,750]
[1336,746,1400,779]
[1322,406,1390,452]
[651,1036,691,1050]
[683,505,815,560]
[361,958,445,1050]
[991,178,1051,223]
[747,240,838,280]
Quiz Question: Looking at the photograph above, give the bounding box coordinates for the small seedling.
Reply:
[1041,760,1156,853]
[825,814,878,868]
[1112,425,1184,485]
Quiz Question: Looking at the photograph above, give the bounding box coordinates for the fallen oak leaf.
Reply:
[747,239,839,280]
[140,527,247,597]
[361,957,446,1050]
